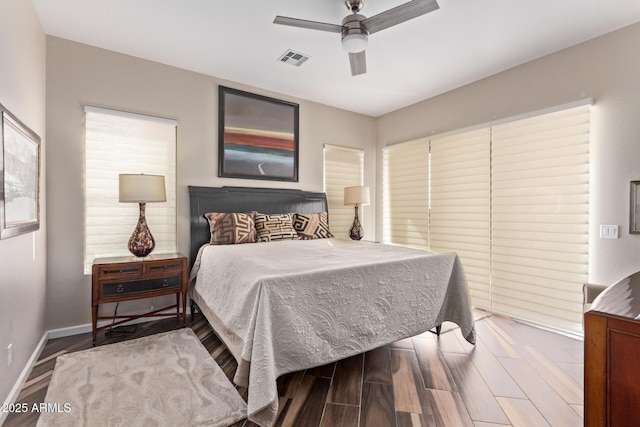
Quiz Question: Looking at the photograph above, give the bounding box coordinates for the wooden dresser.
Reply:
[584,272,640,427]
[91,253,188,344]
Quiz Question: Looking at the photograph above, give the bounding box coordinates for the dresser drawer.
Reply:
[101,275,181,297]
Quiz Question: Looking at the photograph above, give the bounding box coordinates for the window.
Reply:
[323,144,364,239]
[383,102,590,335]
[84,107,177,273]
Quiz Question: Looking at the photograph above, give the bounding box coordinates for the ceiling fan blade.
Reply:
[274,16,343,33]
[362,0,439,34]
[349,51,367,76]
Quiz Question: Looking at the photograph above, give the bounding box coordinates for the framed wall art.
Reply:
[631,181,640,234]
[218,86,299,182]
[0,103,41,239]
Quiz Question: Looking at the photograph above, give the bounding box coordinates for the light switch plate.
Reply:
[600,225,619,239]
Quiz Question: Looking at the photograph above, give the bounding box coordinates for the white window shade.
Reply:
[430,128,491,309]
[84,107,177,273]
[491,104,590,334]
[381,102,590,335]
[383,139,429,249]
[323,144,364,239]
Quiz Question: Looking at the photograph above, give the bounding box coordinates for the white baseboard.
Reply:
[0,331,48,426]
[47,307,193,339]
[487,308,584,341]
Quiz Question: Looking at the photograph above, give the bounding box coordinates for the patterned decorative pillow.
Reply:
[254,213,299,242]
[204,212,257,245]
[293,212,334,240]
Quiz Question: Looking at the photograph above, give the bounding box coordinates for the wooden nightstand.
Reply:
[91,253,188,344]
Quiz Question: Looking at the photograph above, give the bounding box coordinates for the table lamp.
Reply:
[344,185,370,240]
[119,173,166,257]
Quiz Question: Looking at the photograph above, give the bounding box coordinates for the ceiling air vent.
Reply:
[277,49,310,67]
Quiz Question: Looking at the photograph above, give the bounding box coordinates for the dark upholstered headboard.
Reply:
[188,186,328,269]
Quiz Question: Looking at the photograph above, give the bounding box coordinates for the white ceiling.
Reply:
[32,0,640,117]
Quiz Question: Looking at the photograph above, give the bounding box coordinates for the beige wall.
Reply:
[45,37,377,330]
[376,22,640,286]
[0,0,47,410]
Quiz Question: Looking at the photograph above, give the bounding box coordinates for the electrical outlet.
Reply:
[7,343,12,367]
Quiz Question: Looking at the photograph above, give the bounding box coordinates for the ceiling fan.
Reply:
[274,0,440,76]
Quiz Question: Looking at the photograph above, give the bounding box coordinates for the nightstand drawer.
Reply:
[98,264,142,279]
[144,260,183,275]
[101,275,181,297]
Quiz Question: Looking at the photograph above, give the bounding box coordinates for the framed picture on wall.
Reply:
[0,103,41,239]
[631,181,640,234]
[218,86,299,182]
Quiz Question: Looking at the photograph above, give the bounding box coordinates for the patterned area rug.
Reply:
[37,328,247,427]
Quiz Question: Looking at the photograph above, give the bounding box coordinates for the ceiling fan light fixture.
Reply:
[341,13,368,53]
[342,32,368,53]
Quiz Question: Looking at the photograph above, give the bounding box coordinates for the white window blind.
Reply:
[491,104,590,334]
[381,103,590,335]
[84,107,177,273]
[430,128,491,309]
[382,139,429,249]
[323,144,364,239]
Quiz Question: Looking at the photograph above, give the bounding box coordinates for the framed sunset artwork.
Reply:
[218,86,299,182]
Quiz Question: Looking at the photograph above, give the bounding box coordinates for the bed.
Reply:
[188,186,475,427]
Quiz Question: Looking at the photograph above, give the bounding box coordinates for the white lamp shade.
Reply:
[119,174,166,203]
[344,186,370,206]
[341,33,368,53]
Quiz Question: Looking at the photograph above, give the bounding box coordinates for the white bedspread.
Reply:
[189,238,475,427]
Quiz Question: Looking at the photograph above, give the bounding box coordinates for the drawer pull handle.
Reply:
[150,264,180,271]
[104,267,139,275]
[117,284,124,293]
[162,280,169,287]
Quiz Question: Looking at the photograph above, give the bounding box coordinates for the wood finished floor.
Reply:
[4,313,584,427]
